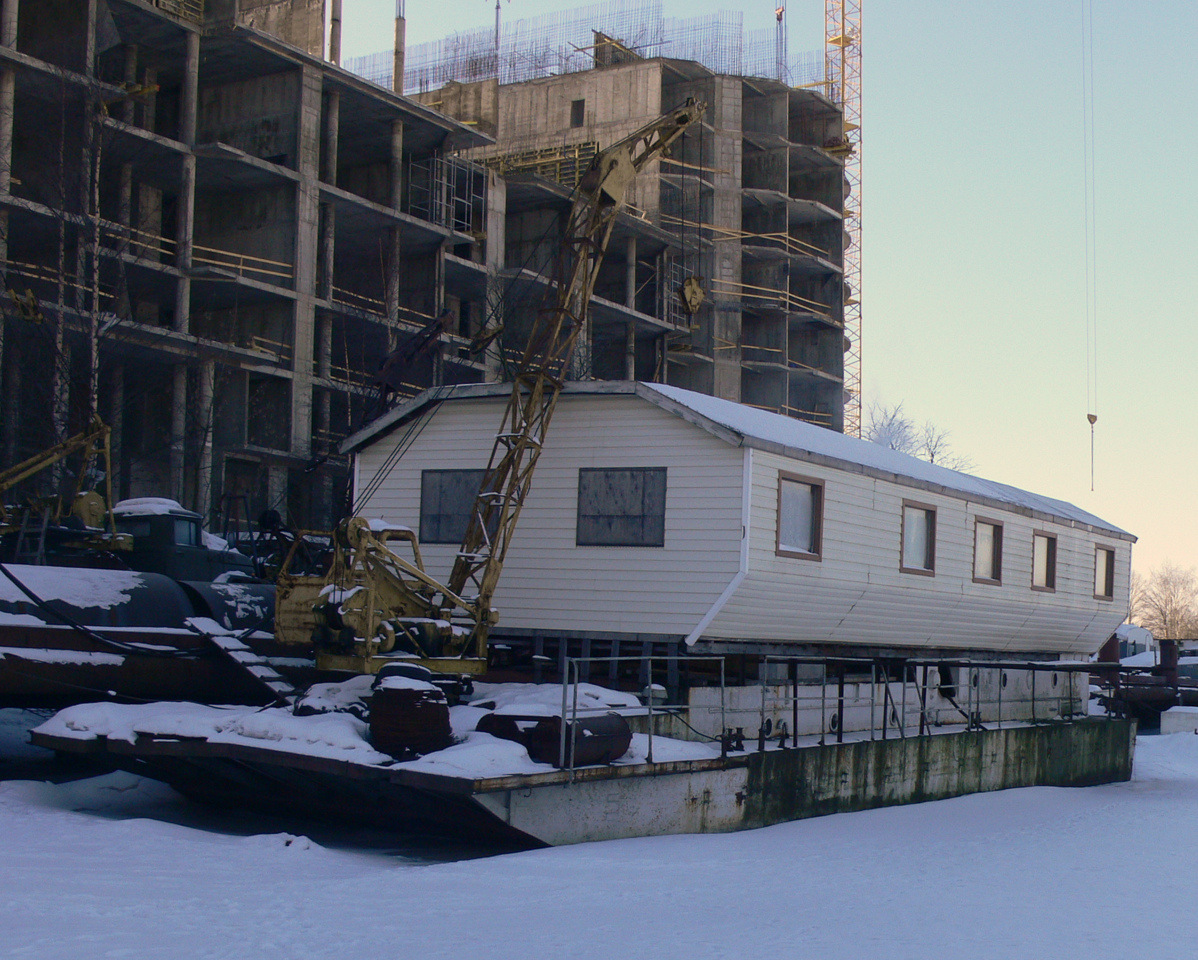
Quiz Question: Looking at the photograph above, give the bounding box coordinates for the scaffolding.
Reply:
[348,1,824,94]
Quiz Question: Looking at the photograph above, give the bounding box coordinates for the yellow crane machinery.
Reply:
[0,414,118,535]
[309,99,707,677]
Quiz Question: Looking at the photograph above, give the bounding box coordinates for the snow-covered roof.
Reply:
[342,381,1133,540]
[112,498,197,518]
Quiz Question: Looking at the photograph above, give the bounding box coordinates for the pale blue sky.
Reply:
[341,1,1198,578]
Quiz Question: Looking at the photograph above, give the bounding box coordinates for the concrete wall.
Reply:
[744,718,1135,827]
[199,73,300,164]
[474,718,1136,845]
[235,0,326,58]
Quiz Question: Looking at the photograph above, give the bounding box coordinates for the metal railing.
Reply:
[547,654,1105,774]
[755,656,1093,747]
[559,655,728,773]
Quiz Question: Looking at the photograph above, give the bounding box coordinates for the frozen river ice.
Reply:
[2,707,1195,959]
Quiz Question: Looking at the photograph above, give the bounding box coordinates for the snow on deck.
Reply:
[35,680,721,779]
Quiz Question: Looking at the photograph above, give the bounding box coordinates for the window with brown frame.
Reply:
[901,501,936,575]
[1032,532,1057,591]
[973,519,1003,584]
[776,474,823,560]
[1094,546,1115,600]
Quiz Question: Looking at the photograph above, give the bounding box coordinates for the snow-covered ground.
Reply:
[2,707,1196,960]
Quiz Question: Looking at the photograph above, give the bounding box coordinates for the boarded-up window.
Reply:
[973,519,1003,583]
[576,467,666,547]
[1032,532,1057,591]
[1095,546,1115,600]
[777,474,823,559]
[420,469,488,544]
[901,502,936,574]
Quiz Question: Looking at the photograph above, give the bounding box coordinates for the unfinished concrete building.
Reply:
[0,0,496,528]
[371,5,850,430]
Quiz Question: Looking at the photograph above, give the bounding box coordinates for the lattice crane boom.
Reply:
[447,99,707,640]
[826,0,862,436]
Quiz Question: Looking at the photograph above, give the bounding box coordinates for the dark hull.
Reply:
[0,622,318,708]
[32,727,540,849]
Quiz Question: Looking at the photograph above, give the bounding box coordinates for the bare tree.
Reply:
[1128,569,1147,625]
[1133,562,1198,640]
[864,401,975,472]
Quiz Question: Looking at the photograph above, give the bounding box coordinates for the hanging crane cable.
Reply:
[1081,0,1099,490]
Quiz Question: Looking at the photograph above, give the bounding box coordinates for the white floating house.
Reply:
[343,382,1133,663]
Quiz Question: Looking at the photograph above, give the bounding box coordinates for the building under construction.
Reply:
[0,0,500,528]
[0,0,853,530]
[355,0,852,430]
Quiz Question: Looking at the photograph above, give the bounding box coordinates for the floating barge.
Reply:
[33,660,1136,848]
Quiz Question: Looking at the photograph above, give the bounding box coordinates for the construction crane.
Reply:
[825,0,862,436]
[0,414,115,532]
[308,99,707,677]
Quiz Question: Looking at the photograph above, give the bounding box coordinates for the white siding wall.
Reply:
[353,395,745,637]
[704,450,1130,655]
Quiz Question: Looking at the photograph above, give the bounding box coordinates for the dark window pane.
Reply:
[577,467,666,547]
[174,518,199,546]
[420,469,488,544]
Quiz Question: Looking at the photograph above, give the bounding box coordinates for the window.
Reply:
[973,519,1003,584]
[1094,546,1115,600]
[1032,532,1057,591]
[420,469,488,544]
[777,474,823,559]
[174,518,200,547]
[570,99,586,127]
[900,502,936,574]
[576,467,666,547]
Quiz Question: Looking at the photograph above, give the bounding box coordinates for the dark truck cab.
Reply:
[112,499,255,582]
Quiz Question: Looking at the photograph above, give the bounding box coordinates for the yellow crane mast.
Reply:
[825,0,862,436]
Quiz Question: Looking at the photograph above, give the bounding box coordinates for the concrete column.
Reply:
[108,364,123,500]
[392,3,405,95]
[197,359,214,521]
[170,32,199,503]
[319,89,339,299]
[289,65,323,457]
[0,0,18,398]
[483,170,505,381]
[316,84,339,462]
[384,120,404,350]
[83,0,96,73]
[141,66,157,131]
[170,365,186,502]
[115,45,136,317]
[329,0,342,64]
[174,31,198,334]
[0,0,17,50]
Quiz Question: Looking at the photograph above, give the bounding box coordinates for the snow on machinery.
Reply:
[305,99,707,678]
